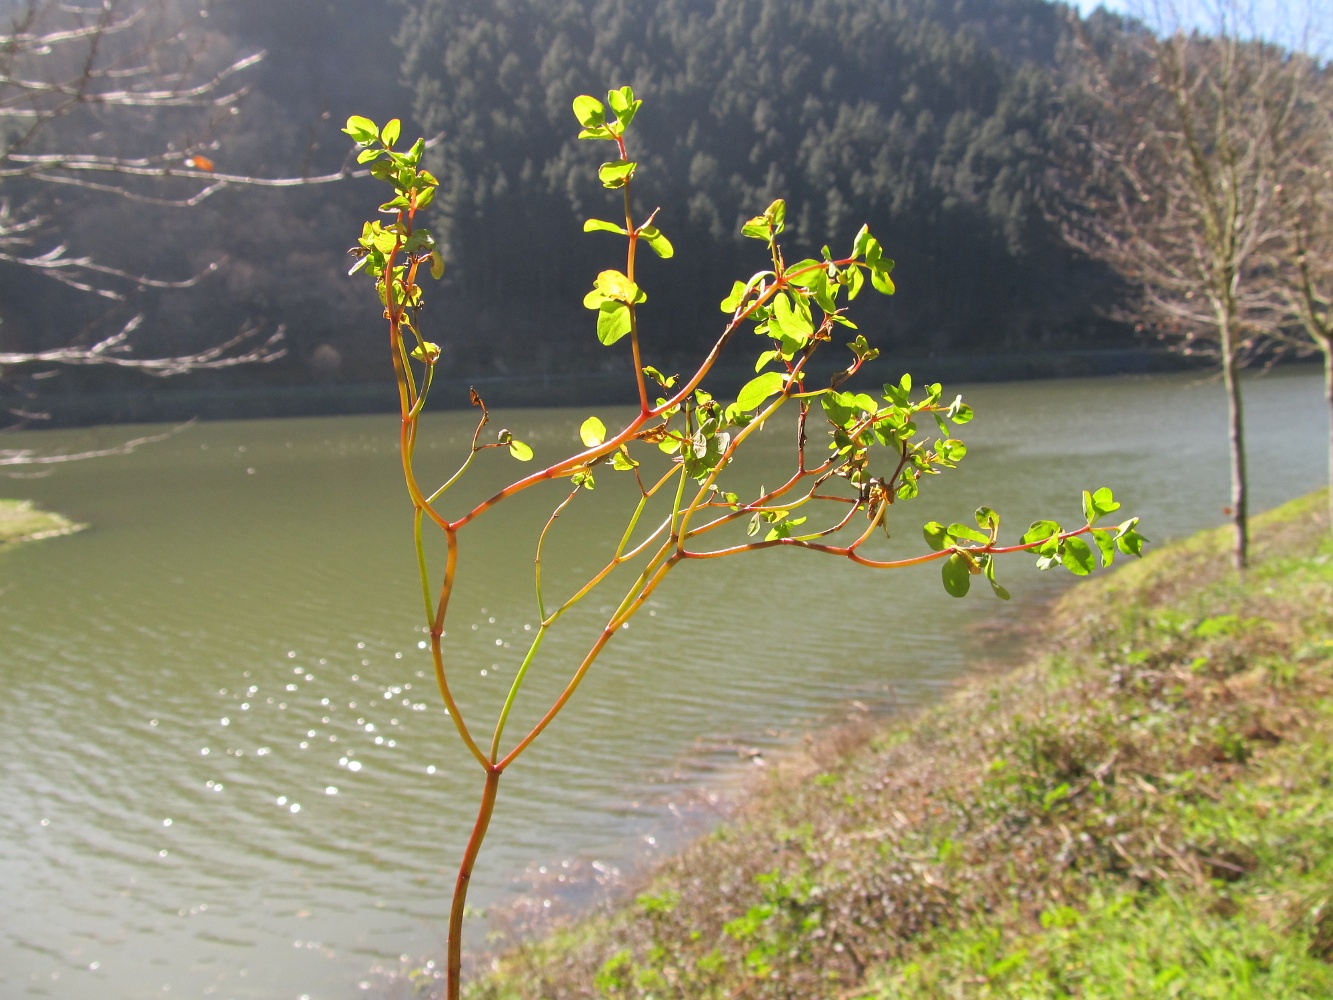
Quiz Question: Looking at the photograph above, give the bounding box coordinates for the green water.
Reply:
[0,370,1326,999]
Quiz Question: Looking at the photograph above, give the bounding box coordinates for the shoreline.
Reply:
[386,489,1333,997]
[0,498,84,548]
[14,347,1227,430]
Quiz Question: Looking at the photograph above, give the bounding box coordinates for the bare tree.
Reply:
[1264,60,1333,523]
[1056,4,1302,569]
[0,0,358,447]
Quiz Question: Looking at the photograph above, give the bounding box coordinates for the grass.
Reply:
[0,498,84,547]
[402,490,1333,999]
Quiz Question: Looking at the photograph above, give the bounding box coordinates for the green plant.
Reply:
[343,87,1144,998]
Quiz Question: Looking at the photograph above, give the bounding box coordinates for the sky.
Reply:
[1069,0,1331,56]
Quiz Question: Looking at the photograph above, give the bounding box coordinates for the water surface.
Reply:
[1,369,1327,999]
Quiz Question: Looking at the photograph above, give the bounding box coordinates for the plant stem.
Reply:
[447,768,500,1000]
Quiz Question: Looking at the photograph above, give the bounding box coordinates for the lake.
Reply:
[1,368,1327,999]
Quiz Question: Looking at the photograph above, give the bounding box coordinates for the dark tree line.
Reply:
[400,0,1131,376]
[3,0,1140,405]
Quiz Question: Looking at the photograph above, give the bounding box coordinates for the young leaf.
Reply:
[343,115,378,144]
[593,269,644,304]
[639,226,674,258]
[607,86,641,127]
[741,215,771,241]
[852,225,873,258]
[974,506,1000,533]
[598,160,637,188]
[572,96,606,128]
[380,118,401,148]
[642,365,677,388]
[1092,529,1116,568]
[1116,525,1147,557]
[580,415,607,448]
[923,521,949,551]
[947,523,990,545]
[736,371,786,411]
[983,556,1010,600]
[941,553,972,598]
[508,440,534,461]
[771,292,813,340]
[1020,520,1061,546]
[611,447,638,471]
[870,261,896,295]
[596,301,632,345]
[584,219,629,235]
[410,342,440,363]
[1061,537,1096,576]
[720,280,748,312]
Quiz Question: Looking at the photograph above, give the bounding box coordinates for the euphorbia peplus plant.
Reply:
[344,87,1145,998]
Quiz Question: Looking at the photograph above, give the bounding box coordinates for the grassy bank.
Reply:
[435,491,1333,998]
[0,498,84,547]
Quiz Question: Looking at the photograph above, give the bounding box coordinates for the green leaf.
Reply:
[508,440,533,462]
[571,469,596,490]
[947,395,974,424]
[642,365,676,388]
[611,447,638,471]
[741,215,771,241]
[765,516,806,542]
[592,269,644,305]
[429,252,445,280]
[356,147,382,164]
[948,523,990,545]
[380,118,401,148]
[584,219,628,235]
[580,415,607,448]
[983,556,1010,600]
[1092,529,1116,568]
[736,371,786,411]
[923,521,949,551]
[572,96,606,128]
[1061,537,1096,576]
[1085,486,1121,524]
[639,226,674,258]
[414,185,436,209]
[343,115,378,144]
[852,225,873,259]
[846,265,865,300]
[975,506,1000,533]
[784,260,823,286]
[942,553,972,598]
[1020,520,1061,546]
[871,266,896,295]
[598,159,637,188]
[596,301,632,345]
[771,293,813,341]
[410,341,440,363]
[720,280,748,312]
[607,86,641,127]
[1116,521,1147,557]
[765,199,786,233]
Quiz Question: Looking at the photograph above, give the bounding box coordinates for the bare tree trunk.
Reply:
[1325,349,1333,527]
[1220,319,1249,569]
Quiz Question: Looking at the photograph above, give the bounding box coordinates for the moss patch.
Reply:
[0,498,84,547]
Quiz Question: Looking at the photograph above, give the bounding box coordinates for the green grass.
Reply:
[392,491,1333,999]
[0,498,83,547]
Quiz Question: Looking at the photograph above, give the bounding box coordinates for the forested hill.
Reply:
[3,0,1137,401]
[400,0,1128,376]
